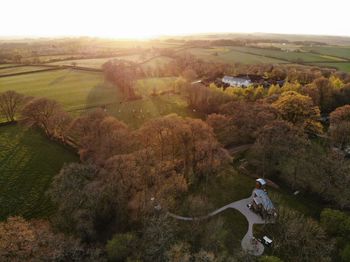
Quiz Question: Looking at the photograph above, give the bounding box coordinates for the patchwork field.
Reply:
[0,124,78,220]
[0,65,49,76]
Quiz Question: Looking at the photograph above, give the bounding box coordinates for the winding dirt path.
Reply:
[168,194,269,256]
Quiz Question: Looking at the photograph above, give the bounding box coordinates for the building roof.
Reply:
[252,189,275,211]
[256,178,267,186]
[222,76,252,87]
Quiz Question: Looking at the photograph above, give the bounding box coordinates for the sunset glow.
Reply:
[1,0,349,38]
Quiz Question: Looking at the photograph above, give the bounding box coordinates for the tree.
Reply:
[138,114,230,181]
[102,60,141,100]
[106,233,137,262]
[341,244,350,262]
[0,90,26,122]
[259,256,283,262]
[270,207,334,262]
[320,208,350,237]
[251,120,309,183]
[206,113,237,146]
[272,91,322,135]
[0,216,102,261]
[181,68,198,82]
[166,242,192,262]
[329,105,350,149]
[311,77,334,113]
[21,97,71,139]
[104,151,188,219]
[70,110,133,164]
[141,215,178,262]
[49,163,127,242]
[220,101,277,144]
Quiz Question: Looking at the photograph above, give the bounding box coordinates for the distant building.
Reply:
[222,76,252,87]
[248,178,277,219]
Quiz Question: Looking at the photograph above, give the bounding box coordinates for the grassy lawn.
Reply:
[0,69,113,111]
[0,66,48,76]
[0,124,78,220]
[135,77,176,96]
[107,94,195,128]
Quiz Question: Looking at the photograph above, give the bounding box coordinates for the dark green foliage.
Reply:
[106,233,137,262]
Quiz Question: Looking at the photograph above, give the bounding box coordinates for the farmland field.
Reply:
[304,46,350,60]
[0,124,78,220]
[312,62,350,72]
[0,70,193,127]
[184,47,286,64]
[0,69,112,111]
[0,64,18,68]
[231,46,341,62]
[0,66,49,76]
[48,54,144,68]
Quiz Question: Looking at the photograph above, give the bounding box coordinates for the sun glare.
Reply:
[0,0,349,38]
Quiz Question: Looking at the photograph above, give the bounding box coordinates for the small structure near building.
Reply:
[222,75,252,87]
[248,178,277,220]
[260,236,273,247]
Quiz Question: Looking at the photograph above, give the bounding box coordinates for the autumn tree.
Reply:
[69,110,133,164]
[329,105,350,149]
[220,101,277,144]
[104,150,188,219]
[102,59,141,100]
[206,113,237,146]
[138,114,230,181]
[251,120,309,184]
[272,91,323,135]
[49,163,128,242]
[0,216,102,261]
[310,77,334,113]
[21,97,71,139]
[0,90,26,122]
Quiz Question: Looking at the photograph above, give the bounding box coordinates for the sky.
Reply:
[1,0,349,38]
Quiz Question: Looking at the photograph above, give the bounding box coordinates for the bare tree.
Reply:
[21,97,71,139]
[0,90,26,122]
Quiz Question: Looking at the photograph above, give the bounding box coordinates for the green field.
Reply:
[231,46,341,62]
[0,69,112,111]
[312,62,350,72]
[305,46,350,60]
[0,66,49,76]
[0,124,78,220]
[0,69,193,128]
[185,47,286,64]
[0,64,18,68]
[104,77,195,128]
[48,54,143,68]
